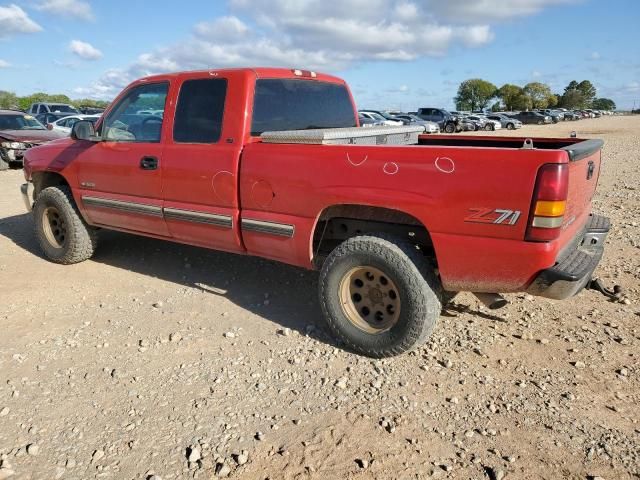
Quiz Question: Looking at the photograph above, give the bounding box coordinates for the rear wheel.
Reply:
[319,234,442,357]
[34,186,97,264]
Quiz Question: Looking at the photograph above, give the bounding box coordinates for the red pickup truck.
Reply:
[20,67,609,357]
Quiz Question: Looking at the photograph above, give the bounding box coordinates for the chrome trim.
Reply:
[241,218,295,238]
[163,207,233,228]
[82,196,163,217]
[21,182,34,212]
[532,216,564,228]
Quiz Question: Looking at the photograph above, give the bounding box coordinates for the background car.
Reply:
[486,113,522,130]
[358,114,385,127]
[35,111,76,126]
[28,102,80,115]
[415,108,459,133]
[514,111,552,124]
[391,113,440,133]
[358,110,403,126]
[358,111,403,126]
[467,114,502,131]
[46,114,101,134]
[0,110,66,170]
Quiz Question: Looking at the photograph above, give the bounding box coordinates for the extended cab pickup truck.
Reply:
[21,68,609,357]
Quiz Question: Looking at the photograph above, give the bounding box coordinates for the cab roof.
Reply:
[135,67,346,85]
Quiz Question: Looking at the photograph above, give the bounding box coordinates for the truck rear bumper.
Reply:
[526,213,609,300]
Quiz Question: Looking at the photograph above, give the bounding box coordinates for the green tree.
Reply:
[0,90,19,109]
[454,79,497,111]
[490,101,502,112]
[559,89,585,109]
[564,80,579,94]
[592,98,616,110]
[497,84,525,111]
[577,80,596,106]
[523,82,554,109]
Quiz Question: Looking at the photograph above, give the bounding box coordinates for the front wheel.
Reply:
[506,123,515,130]
[319,234,442,358]
[484,124,494,131]
[444,123,455,134]
[33,186,98,264]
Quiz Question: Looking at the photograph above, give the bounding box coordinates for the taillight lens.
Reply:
[526,163,569,242]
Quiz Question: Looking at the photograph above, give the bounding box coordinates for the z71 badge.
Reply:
[465,208,522,226]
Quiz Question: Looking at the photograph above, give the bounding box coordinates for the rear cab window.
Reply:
[251,79,356,136]
[173,78,227,143]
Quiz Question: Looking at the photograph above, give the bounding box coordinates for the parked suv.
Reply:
[415,108,459,133]
[28,103,80,116]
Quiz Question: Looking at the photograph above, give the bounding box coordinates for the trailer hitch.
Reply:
[587,278,627,302]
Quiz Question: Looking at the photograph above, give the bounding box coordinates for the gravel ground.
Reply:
[0,115,638,480]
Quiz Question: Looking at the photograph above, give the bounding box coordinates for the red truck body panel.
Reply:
[22,68,603,294]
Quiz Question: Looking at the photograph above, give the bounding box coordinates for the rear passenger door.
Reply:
[161,75,244,253]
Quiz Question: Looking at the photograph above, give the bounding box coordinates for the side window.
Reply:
[38,105,47,114]
[433,110,443,119]
[173,78,227,143]
[102,82,168,143]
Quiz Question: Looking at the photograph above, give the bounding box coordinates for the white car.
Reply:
[46,115,101,135]
[468,115,502,131]
[358,111,403,127]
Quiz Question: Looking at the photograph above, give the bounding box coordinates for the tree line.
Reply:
[0,90,109,111]
[454,78,616,112]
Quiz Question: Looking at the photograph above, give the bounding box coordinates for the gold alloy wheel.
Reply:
[42,206,67,249]
[339,266,401,334]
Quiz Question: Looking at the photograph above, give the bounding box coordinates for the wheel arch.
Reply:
[311,203,438,268]
[32,171,71,197]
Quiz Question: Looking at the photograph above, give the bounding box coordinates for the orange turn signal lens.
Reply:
[534,200,566,217]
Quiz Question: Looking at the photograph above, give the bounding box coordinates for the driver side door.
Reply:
[76,81,170,236]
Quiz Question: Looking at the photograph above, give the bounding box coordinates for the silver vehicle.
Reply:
[486,113,523,130]
[391,113,440,134]
[467,114,502,131]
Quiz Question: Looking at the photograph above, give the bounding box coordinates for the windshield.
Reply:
[0,114,46,131]
[251,79,356,135]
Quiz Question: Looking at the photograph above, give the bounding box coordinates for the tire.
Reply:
[506,123,515,130]
[319,234,442,358]
[538,121,543,125]
[0,157,8,171]
[484,124,494,131]
[444,123,455,134]
[33,186,97,264]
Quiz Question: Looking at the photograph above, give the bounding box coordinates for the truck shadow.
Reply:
[0,212,337,348]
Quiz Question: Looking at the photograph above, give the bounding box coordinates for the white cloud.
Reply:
[76,0,571,98]
[36,0,94,21]
[589,51,601,60]
[69,40,103,60]
[0,59,11,68]
[0,4,42,38]
[428,0,581,22]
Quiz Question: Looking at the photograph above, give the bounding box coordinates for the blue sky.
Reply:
[1,0,639,109]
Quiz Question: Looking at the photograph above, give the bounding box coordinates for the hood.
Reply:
[0,129,67,144]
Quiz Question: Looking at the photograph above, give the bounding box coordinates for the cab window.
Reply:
[102,82,168,142]
[173,78,227,143]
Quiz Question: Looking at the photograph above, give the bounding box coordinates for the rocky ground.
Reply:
[0,115,638,480]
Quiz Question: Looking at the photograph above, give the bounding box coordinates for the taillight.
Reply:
[526,163,569,242]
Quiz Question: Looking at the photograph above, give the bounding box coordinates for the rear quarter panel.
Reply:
[239,142,571,290]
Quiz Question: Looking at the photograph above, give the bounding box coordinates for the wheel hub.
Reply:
[42,206,67,249]
[339,266,401,334]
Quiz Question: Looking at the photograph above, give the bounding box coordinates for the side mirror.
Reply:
[46,123,53,130]
[71,120,100,141]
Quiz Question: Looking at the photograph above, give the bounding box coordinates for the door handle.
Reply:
[140,156,158,170]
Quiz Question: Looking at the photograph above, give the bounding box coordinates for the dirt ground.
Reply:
[0,115,638,480]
